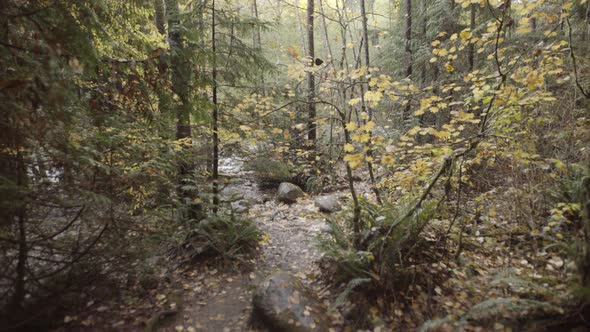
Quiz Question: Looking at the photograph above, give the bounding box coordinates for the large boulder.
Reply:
[253,272,330,332]
[277,182,304,203]
[314,196,342,213]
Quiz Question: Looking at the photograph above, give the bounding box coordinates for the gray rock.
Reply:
[277,182,304,203]
[220,186,242,198]
[253,272,330,332]
[319,223,333,234]
[231,199,250,213]
[314,196,342,213]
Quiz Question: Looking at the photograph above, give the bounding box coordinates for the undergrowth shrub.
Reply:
[545,164,590,298]
[247,157,293,188]
[419,297,564,332]
[417,268,571,331]
[305,174,332,194]
[179,211,261,262]
[318,198,444,305]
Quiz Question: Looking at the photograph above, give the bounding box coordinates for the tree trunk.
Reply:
[167,0,190,142]
[468,3,476,71]
[11,152,28,311]
[318,0,333,62]
[155,0,167,36]
[307,0,316,146]
[295,0,308,55]
[403,0,412,122]
[421,0,428,86]
[166,0,201,217]
[212,0,220,212]
[360,0,382,204]
[405,0,412,79]
[252,0,265,95]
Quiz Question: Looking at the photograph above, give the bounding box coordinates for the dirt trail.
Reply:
[161,158,335,332]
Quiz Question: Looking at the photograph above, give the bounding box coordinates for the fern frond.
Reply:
[332,277,371,309]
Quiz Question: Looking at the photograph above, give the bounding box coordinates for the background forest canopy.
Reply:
[1,0,590,330]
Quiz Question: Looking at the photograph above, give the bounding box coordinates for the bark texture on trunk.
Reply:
[403,0,413,122]
[155,0,167,36]
[307,0,317,145]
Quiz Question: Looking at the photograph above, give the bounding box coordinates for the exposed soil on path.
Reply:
[156,160,342,332]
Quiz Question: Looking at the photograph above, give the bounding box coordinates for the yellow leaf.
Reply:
[344,153,364,169]
[445,62,455,73]
[488,208,497,218]
[360,121,376,132]
[348,98,361,106]
[364,90,383,103]
[344,143,355,152]
[382,155,395,165]
[345,122,358,131]
[352,132,370,143]
[460,30,472,40]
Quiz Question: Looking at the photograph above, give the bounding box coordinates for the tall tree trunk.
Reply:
[360,0,382,204]
[252,0,261,47]
[295,0,308,55]
[335,0,349,70]
[318,0,333,62]
[212,0,220,212]
[421,0,428,86]
[403,0,413,123]
[252,0,265,95]
[167,0,190,142]
[11,152,27,311]
[405,0,412,78]
[339,110,362,249]
[468,3,476,71]
[155,0,167,36]
[167,0,200,217]
[307,0,316,146]
[334,0,361,247]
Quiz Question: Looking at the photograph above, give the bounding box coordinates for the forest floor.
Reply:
[58,158,576,332]
[60,159,348,331]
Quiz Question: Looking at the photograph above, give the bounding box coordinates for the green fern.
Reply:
[461,297,563,323]
[419,297,563,331]
[332,278,371,309]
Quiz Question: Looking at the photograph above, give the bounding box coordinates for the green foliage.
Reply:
[247,157,294,188]
[182,212,261,261]
[419,297,564,331]
[318,197,439,293]
[305,174,331,194]
[333,277,371,309]
[317,221,374,282]
[549,164,588,209]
